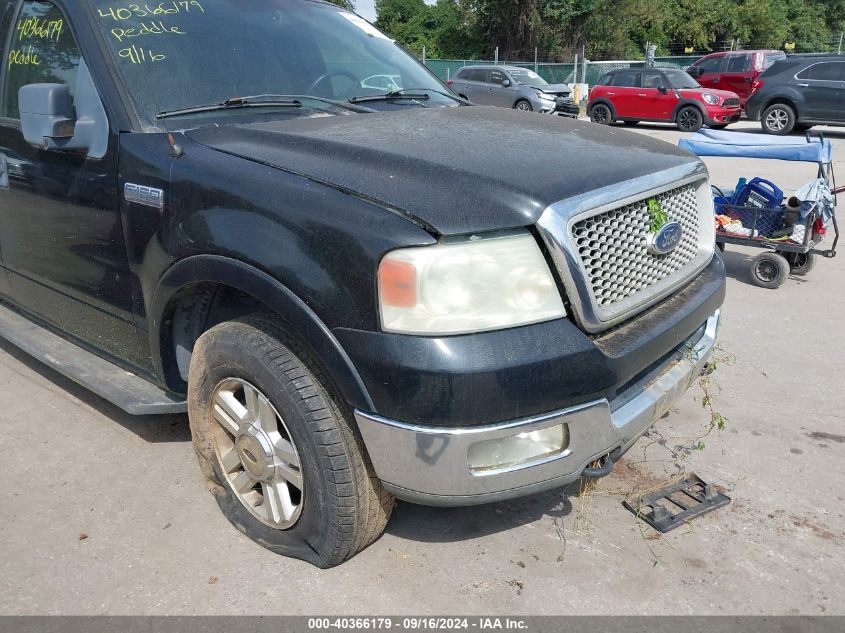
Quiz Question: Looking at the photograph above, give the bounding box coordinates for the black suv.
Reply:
[746,55,845,135]
[0,0,725,567]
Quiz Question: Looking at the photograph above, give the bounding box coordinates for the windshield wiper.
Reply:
[348,90,431,104]
[348,88,471,106]
[156,94,374,119]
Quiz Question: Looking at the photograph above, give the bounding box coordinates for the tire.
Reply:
[676,106,704,132]
[514,99,533,112]
[590,103,613,125]
[750,252,790,289]
[761,103,796,135]
[623,121,639,126]
[188,315,393,568]
[784,251,816,276]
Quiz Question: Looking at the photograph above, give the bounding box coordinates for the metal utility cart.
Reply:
[679,130,839,289]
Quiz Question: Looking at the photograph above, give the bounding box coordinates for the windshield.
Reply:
[87,0,454,123]
[508,69,548,86]
[663,69,701,89]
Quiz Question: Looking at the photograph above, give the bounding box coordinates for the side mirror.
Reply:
[19,83,78,149]
[502,79,512,87]
[687,66,702,78]
[658,85,668,94]
[18,61,108,159]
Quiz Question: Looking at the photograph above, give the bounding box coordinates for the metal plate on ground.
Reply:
[623,474,731,533]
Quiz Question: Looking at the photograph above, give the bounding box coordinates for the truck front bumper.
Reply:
[355,310,720,506]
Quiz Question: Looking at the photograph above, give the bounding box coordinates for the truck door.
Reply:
[0,0,146,366]
[0,1,14,298]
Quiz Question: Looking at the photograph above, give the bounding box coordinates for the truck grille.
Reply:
[570,184,701,309]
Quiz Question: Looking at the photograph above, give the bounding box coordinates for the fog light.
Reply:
[467,424,569,474]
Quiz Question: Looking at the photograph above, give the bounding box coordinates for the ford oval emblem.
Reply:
[648,221,684,256]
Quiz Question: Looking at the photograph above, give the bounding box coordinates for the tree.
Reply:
[374,0,845,60]
[327,0,355,10]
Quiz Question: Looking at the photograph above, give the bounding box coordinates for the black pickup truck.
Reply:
[0,0,725,567]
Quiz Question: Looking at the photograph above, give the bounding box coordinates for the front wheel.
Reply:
[751,252,790,289]
[589,103,613,124]
[514,99,533,112]
[188,316,393,568]
[761,104,796,135]
[676,106,704,132]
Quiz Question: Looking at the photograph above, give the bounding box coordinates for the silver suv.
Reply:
[449,65,580,116]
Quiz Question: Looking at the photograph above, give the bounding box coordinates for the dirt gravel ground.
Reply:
[0,121,843,616]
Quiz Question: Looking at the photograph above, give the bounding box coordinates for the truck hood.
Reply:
[185,106,699,236]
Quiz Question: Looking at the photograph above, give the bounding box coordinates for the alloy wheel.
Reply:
[678,109,701,131]
[210,378,304,529]
[765,108,789,132]
[591,105,610,124]
[516,101,532,111]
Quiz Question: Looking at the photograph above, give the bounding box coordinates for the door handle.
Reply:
[637,93,647,96]
[798,83,809,87]
[607,92,615,95]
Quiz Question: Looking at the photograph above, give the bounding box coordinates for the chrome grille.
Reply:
[570,184,701,309]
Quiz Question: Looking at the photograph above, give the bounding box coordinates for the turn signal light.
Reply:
[378,258,417,308]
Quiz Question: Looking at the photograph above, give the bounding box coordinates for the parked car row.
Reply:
[449,51,845,137]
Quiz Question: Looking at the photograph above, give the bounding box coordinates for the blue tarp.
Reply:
[678,129,833,164]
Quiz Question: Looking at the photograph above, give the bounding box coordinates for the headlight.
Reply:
[378,232,566,336]
[536,92,555,100]
[702,94,720,105]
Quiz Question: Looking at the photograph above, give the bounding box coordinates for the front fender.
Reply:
[150,254,375,411]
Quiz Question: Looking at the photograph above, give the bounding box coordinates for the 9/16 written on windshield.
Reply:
[97,1,205,65]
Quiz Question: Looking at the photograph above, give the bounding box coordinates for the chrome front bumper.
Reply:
[354,310,720,506]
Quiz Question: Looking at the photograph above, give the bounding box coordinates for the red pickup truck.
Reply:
[687,50,787,107]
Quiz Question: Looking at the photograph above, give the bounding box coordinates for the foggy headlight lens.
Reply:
[467,424,570,473]
[378,232,565,335]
